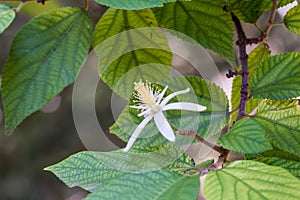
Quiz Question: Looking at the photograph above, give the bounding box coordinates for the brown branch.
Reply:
[176,129,229,174]
[176,129,225,154]
[188,149,229,175]
[231,13,249,121]
[228,0,279,120]
[203,1,279,173]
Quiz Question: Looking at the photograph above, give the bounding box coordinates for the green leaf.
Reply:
[45,150,199,200]
[0,4,15,34]
[231,45,270,123]
[204,160,300,200]
[85,170,199,200]
[218,118,272,153]
[253,157,300,179]
[254,100,300,156]
[250,52,300,100]
[284,5,300,35]
[93,8,172,98]
[247,45,272,77]
[1,7,93,134]
[227,0,295,23]
[110,76,228,149]
[247,148,300,162]
[93,8,158,47]
[94,0,182,10]
[154,0,234,62]
[46,146,195,181]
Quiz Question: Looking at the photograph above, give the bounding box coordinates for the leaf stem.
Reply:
[13,1,25,12]
[228,106,239,115]
[83,0,89,11]
[262,0,279,44]
[254,23,263,33]
[271,21,284,26]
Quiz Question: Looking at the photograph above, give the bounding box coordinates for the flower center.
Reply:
[150,104,161,114]
[134,80,156,106]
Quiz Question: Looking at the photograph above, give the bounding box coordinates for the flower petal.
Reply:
[163,102,207,112]
[124,116,153,152]
[154,112,175,142]
[160,88,190,106]
[137,109,152,117]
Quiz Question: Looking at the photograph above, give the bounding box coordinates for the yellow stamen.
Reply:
[134,80,156,106]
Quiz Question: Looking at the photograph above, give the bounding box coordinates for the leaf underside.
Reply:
[0,4,15,34]
[1,7,93,134]
[94,0,181,10]
[45,150,200,200]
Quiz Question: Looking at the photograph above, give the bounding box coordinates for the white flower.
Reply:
[124,80,207,152]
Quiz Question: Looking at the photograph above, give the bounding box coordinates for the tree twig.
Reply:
[231,13,249,121]
[176,129,225,154]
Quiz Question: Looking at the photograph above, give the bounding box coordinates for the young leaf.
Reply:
[154,0,234,62]
[284,5,300,35]
[253,157,300,179]
[0,4,15,34]
[218,118,272,153]
[110,76,228,149]
[93,8,172,98]
[1,7,93,134]
[254,100,300,156]
[45,150,199,200]
[246,45,272,76]
[94,0,180,10]
[250,53,300,100]
[204,160,300,200]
